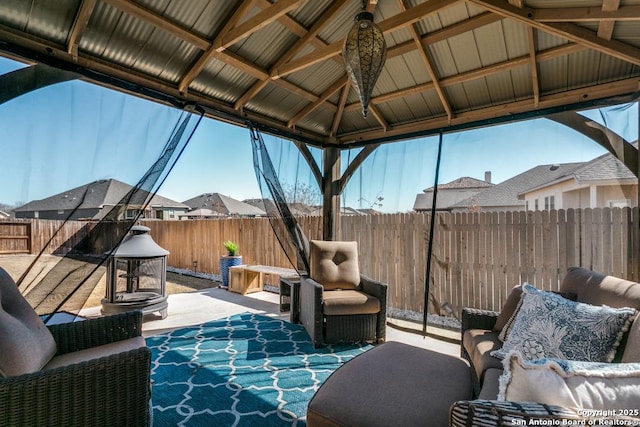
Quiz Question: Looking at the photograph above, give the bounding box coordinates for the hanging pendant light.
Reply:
[343,2,387,118]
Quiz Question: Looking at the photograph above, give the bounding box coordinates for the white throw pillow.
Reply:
[491,284,636,362]
[499,351,640,413]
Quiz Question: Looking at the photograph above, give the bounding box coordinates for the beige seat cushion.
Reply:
[622,314,640,362]
[462,329,504,384]
[493,285,523,332]
[0,268,57,377]
[323,290,380,316]
[309,240,360,291]
[44,336,146,370]
[561,267,640,310]
[478,368,503,400]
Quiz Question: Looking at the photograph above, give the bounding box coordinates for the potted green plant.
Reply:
[219,240,242,288]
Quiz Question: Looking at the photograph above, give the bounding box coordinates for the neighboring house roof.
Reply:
[14,179,188,218]
[522,153,637,195]
[0,210,10,219]
[450,162,586,209]
[183,193,265,217]
[422,177,493,192]
[414,176,494,211]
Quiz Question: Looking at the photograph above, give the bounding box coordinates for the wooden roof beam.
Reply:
[179,0,267,92]
[103,0,209,50]
[67,0,97,60]
[468,0,640,67]
[271,11,501,116]
[533,4,638,23]
[331,81,351,137]
[287,75,348,128]
[368,104,389,132]
[400,0,453,121]
[273,0,460,79]
[336,77,640,144]
[212,0,308,51]
[528,27,539,107]
[598,0,621,41]
[235,0,349,110]
[343,43,586,112]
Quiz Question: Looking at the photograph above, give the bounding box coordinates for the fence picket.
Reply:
[4,207,640,320]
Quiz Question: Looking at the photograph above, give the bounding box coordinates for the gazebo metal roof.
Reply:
[0,0,638,147]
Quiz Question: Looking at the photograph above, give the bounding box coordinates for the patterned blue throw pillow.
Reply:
[492,284,636,362]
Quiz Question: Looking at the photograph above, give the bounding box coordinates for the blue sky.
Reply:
[0,56,636,212]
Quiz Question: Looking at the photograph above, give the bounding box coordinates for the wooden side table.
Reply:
[228,266,264,295]
[279,277,300,324]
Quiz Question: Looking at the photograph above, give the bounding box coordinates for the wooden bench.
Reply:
[228,265,298,295]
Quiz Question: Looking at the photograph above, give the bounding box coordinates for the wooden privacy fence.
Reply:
[0,221,31,254]
[4,207,638,319]
[342,207,639,319]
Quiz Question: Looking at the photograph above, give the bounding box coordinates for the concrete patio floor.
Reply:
[80,286,461,357]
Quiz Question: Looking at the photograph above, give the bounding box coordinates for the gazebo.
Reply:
[0,0,638,239]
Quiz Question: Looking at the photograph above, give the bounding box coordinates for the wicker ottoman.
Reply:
[307,341,472,427]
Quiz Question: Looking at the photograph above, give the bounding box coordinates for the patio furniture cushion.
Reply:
[44,336,146,370]
[492,285,523,332]
[462,329,503,383]
[499,351,640,411]
[322,289,380,315]
[0,268,56,377]
[477,368,502,400]
[492,284,636,362]
[622,314,640,362]
[309,240,360,291]
[560,267,640,311]
[307,342,471,427]
[497,287,578,341]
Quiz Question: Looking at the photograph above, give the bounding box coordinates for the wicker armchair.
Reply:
[299,240,387,347]
[0,268,151,427]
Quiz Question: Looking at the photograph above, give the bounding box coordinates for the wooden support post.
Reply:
[322,147,341,240]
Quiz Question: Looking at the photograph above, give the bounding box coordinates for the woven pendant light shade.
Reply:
[343,11,387,118]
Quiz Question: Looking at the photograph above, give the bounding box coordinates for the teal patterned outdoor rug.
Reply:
[147,312,371,427]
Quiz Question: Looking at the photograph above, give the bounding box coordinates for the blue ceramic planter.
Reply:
[219,256,242,287]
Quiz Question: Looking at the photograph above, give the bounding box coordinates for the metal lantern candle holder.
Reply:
[102,225,169,319]
[343,3,387,118]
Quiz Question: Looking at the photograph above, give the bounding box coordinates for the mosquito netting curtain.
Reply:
[1,53,638,335]
[251,96,639,335]
[0,60,202,321]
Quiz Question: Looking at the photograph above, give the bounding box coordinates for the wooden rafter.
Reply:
[528,27,539,107]
[331,80,351,138]
[343,43,587,112]
[212,0,307,51]
[468,0,640,66]
[178,0,260,92]
[103,0,208,49]
[337,77,640,143]
[533,5,638,23]
[234,0,349,111]
[287,75,348,128]
[368,104,389,132]
[598,0,620,40]
[400,0,452,121]
[67,0,97,60]
[273,0,459,79]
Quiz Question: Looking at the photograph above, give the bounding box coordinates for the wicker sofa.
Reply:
[0,267,152,427]
[454,266,640,423]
